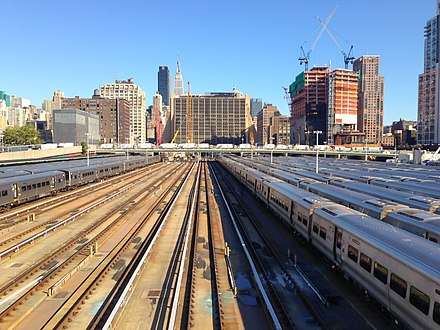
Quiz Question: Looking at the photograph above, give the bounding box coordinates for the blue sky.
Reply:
[1,0,434,124]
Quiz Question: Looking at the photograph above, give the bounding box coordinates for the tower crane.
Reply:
[317,16,355,69]
[282,86,291,112]
[186,81,193,143]
[299,7,337,71]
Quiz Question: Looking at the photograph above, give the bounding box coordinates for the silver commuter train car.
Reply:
[0,170,66,210]
[219,156,440,329]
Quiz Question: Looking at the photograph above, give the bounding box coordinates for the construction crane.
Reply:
[170,130,179,144]
[186,81,193,143]
[282,86,291,111]
[317,15,355,69]
[299,7,337,71]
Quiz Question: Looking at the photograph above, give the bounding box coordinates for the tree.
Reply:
[3,125,43,145]
[80,141,88,155]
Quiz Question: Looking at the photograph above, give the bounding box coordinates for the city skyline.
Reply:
[1,0,434,125]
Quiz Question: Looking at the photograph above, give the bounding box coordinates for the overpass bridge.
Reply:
[99,148,398,161]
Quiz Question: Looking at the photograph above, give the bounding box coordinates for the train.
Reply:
[229,155,440,214]
[0,156,161,211]
[219,156,440,330]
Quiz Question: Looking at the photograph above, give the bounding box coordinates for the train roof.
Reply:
[266,180,332,206]
[330,212,440,280]
[0,170,64,185]
[330,180,440,207]
[394,208,440,222]
[0,156,146,174]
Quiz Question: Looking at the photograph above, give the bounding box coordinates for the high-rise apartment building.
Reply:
[170,91,251,145]
[99,78,147,144]
[61,91,130,144]
[289,67,329,145]
[174,60,184,96]
[270,114,290,145]
[289,66,361,145]
[326,69,359,144]
[158,66,170,106]
[418,0,440,145]
[152,92,164,145]
[0,91,11,107]
[256,104,279,144]
[353,56,384,144]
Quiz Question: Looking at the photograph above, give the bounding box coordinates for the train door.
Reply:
[333,226,343,263]
[12,184,18,200]
[289,201,294,226]
[51,176,55,188]
[307,215,313,244]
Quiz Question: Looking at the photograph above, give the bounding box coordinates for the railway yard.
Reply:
[0,154,438,329]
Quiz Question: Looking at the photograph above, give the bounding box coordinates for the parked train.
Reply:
[229,155,440,214]
[299,181,440,243]
[219,157,440,330]
[0,156,161,211]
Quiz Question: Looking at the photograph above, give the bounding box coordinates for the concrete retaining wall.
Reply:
[0,145,96,162]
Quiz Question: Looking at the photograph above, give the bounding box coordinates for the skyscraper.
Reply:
[418,0,440,145]
[353,55,384,144]
[99,78,147,144]
[250,98,263,117]
[174,60,184,96]
[158,66,170,106]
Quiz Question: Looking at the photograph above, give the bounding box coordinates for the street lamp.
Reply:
[313,130,322,173]
[85,133,91,166]
[364,138,368,161]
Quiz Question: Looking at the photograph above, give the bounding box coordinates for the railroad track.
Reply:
[0,163,187,328]
[179,161,220,329]
[211,162,327,329]
[42,162,196,329]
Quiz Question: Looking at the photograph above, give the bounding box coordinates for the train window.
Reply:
[336,231,342,249]
[319,226,327,239]
[360,253,372,272]
[22,186,26,191]
[27,185,31,190]
[373,262,388,284]
[390,273,407,298]
[313,223,319,234]
[1,190,7,196]
[302,217,308,226]
[348,245,359,263]
[430,237,438,243]
[434,302,440,325]
[42,182,45,187]
[410,286,430,315]
[46,181,50,186]
[37,183,41,188]
[32,184,36,189]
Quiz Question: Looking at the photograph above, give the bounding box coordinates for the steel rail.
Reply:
[210,163,283,330]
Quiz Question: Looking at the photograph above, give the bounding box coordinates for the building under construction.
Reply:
[170,91,253,145]
[289,67,360,145]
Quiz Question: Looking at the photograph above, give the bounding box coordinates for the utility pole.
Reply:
[314,130,322,173]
